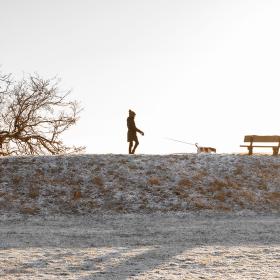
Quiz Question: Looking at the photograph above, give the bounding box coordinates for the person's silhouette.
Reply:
[127,109,144,154]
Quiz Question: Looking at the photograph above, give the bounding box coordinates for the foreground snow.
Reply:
[0,213,279,279]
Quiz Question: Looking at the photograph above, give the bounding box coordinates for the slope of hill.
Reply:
[0,154,279,215]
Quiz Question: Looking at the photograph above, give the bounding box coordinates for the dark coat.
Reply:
[127,116,142,142]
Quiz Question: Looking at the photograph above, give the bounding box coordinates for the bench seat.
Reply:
[240,135,280,155]
[240,145,279,148]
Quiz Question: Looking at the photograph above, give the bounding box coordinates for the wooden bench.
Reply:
[240,135,280,155]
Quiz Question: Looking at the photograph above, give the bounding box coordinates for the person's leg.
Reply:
[132,139,139,154]
[129,141,133,154]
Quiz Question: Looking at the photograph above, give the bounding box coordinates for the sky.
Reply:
[1,0,280,154]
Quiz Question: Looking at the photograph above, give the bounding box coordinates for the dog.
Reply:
[195,143,216,153]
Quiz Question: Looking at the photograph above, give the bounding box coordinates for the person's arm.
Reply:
[128,118,144,135]
[136,127,144,135]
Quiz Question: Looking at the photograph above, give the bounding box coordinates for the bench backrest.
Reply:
[244,135,280,143]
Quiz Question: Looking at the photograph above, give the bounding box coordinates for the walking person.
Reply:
[127,109,144,154]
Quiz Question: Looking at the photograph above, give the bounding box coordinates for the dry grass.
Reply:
[231,196,245,208]
[0,192,6,197]
[214,204,231,211]
[227,180,241,190]
[234,165,243,175]
[73,190,81,200]
[213,191,226,202]
[12,176,21,185]
[83,201,98,209]
[194,199,212,210]
[1,193,18,203]
[107,170,116,176]
[239,190,257,203]
[192,170,208,181]
[208,179,227,192]
[148,177,160,186]
[107,202,125,212]
[92,176,110,195]
[168,204,182,211]
[47,178,67,185]
[197,186,208,195]
[118,159,128,164]
[50,189,67,198]
[178,178,192,188]
[174,178,193,198]
[92,176,104,187]
[29,186,39,199]
[173,186,189,198]
[35,168,44,177]
[20,207,40,215]
[265,192,280,202]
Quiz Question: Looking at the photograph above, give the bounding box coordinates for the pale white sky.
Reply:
[1,0,280,154]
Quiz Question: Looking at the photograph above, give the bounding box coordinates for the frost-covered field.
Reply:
[0,154,279,214]
[0,154,279,279]
[0,213,279,279]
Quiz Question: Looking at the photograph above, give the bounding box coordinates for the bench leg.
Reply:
[273,147,279,156]
[248,147,253,155]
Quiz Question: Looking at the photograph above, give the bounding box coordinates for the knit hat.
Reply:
[129,109,136,116]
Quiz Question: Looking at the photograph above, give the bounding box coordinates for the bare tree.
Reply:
[0,71,84,156]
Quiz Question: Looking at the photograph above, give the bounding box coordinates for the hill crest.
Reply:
[0,154,279,215]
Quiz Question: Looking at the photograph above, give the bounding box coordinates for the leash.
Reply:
[164,137,197,147]
[145,134,198,148]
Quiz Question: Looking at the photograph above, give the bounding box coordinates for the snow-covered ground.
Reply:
[0,154,279,214]
[0,213,279,279]
[0,154,279,279]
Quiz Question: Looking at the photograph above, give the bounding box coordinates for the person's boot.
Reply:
[129,142,133,154]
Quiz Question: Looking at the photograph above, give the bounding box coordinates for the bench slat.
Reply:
[241,135,280,155]
[240,145,278,148]
[244,135,280,142]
